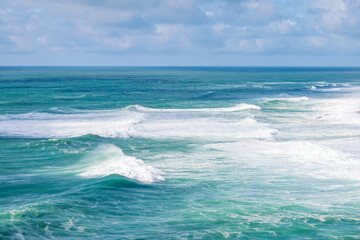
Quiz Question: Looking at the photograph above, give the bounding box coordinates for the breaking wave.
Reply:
[262,96,309,103]
[134,117,277,140]
[126,103,261,112]
[0,110,146,139]
[0,103,264,139]
[78,145,165,183]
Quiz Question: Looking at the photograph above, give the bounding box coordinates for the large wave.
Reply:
[78,144,165,183]
[134,116,277,140]
[0,104,268,139]
[126,103,261,112]
[0,110,146,139]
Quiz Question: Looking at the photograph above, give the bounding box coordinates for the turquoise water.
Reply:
[1,67,360,239]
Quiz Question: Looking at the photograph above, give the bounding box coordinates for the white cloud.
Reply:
[265,19,297,35]
[306,36,326,47]
[309,0,360,35]
[224,38,266,53]
[151,24,193,50]
[212,24,230,34]
[0,0,359,59]
[102,37,132,51]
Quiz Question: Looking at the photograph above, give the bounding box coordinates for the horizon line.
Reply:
[1,65,360,68]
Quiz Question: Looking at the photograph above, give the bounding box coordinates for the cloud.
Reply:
[265,19,297,35]
[0,0,359,65]
[308,0,360,36]
[204,0,279,25]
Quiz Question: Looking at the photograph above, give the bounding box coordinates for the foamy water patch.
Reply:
[0,103,265,140]
[310,83,355,92]
[127,103,261,112]
[135,117,277,140]
[262,96,310,103]
[78,145,165,183]
[314,97,360,125]
[204,140,360,180]
[0,110,147,138]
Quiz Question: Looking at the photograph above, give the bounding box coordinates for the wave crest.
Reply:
[126,103,261,112]
[0,111,146,139]
[262,97,309,103]
[78,145,165,183]
[0,103,266,140]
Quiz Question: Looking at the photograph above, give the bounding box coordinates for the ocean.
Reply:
[0,67,359,239]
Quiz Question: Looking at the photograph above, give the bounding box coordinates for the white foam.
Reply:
[0,110,146,138]
[318,88,342,92]
[128,103,261,112]
[310,83,354,92]
[53,94,86,99]
[262,96,309,102]
[124,104,274,140]
[314,97,360,125]
[78,145,165,183]
[0,103,265,139]
[134,116,277,140]
[204,140,360,180]
[316,83,350,88]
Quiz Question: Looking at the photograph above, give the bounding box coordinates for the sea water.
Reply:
[0,67,359,239]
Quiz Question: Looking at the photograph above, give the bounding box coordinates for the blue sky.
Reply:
[1,0,360,66]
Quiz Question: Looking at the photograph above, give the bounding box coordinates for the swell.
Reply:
[125,103,261,112]
[261,96,309,103]
[0,103,264,139]
[0,110,146,139]
[76,144,165,183]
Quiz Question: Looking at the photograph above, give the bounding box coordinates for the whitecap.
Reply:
[0,110,146,138]
[313,97,360,125]
[127,103,261,112]
[262,96,309,103]
[78,144,165,183]
[310,82,354,92]
[134,116,277,140]
[204,140,360,180]
[0,103,263,139]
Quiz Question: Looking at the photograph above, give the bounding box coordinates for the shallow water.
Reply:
[1,67,360,239]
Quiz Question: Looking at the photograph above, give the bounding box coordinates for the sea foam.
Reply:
[127,103,261,112]
[0,110,146,138]
[314,97,360,124]
[204,140,360,180]
[78,145,165,183]
[0,104,264,139]
[134,116,277,140]
[262,96,309,103]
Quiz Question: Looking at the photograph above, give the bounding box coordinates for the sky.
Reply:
[0,0,360,66]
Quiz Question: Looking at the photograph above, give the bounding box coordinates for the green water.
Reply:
[1,67,360,239]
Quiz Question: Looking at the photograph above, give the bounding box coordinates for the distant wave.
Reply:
[134,116,278,140]
[194,91,215,99]
[78,144,165,183]
[262,96,309,103]
[0,103,267,139]
[0,110,146,139]
[125,103,261,112]
[310,83,352,92]
[53,94,86,99]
